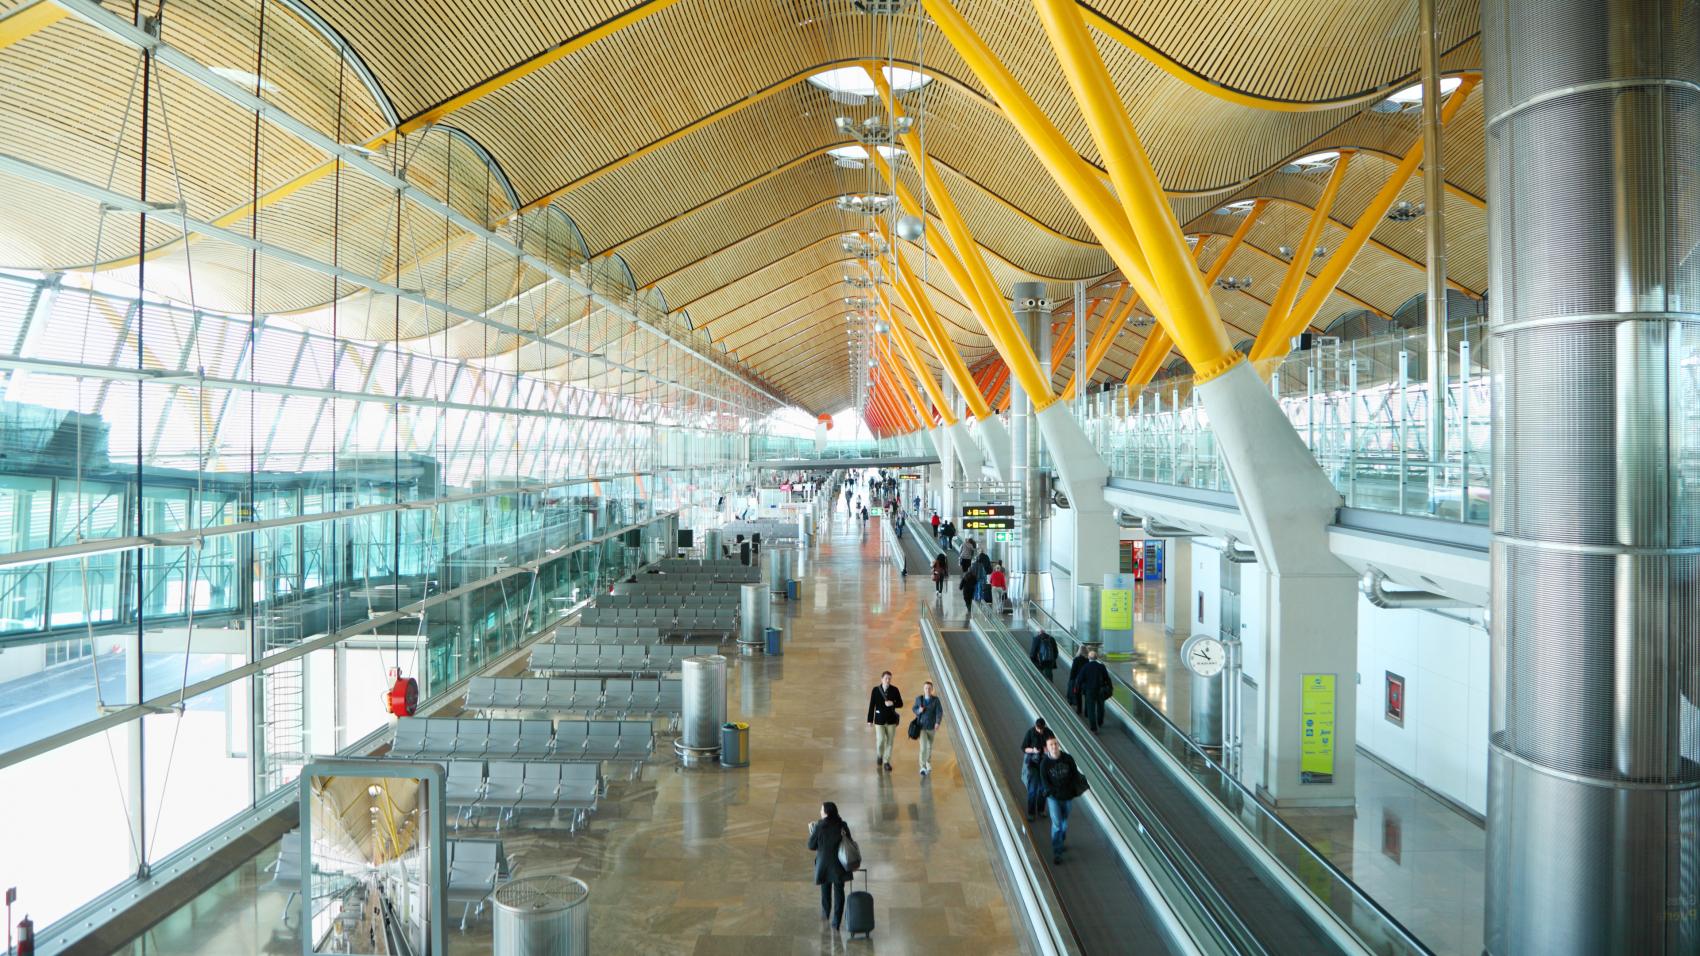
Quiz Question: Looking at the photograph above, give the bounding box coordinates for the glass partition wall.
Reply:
[0,0,772,932]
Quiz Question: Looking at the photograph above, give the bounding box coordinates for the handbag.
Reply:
[837,829,862,873]
[907,718,922,740]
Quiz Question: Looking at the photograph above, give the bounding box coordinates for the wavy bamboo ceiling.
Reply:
[0,0,1484,415]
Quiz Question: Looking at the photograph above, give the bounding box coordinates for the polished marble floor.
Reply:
[112,511,1023,955]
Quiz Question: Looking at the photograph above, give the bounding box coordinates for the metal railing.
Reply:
[1023,601,1432,956]
[1083,324,1490,524]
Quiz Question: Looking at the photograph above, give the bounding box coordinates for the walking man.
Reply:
[912,680,943,775]
[1065,645,1089,715]
[1021,716,1055,820]
[866,671,903,771]
[1039,736,1088,864]
[1075,647,1113,733]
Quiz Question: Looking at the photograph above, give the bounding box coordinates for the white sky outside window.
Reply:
[807,66,930,97]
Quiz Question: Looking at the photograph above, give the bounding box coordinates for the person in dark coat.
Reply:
[1075,647,1113,733]
[1029,630,1060,682]
[1020,716,1056,820]
[1065,646,1089,715]
[1038,737,1087,864]
[866,671,903,771]
[807,801,853,930]
[958,566,979,619]
[931,554,948,597]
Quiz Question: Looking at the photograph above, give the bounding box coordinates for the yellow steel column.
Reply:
[866,267,959,426]
[1029,0,1239,383]
[1128,202,1266,389]
[877,333,933,428]
[1255,76,1480,362]
[1252,152,1354,357]
[868,215,995,419]
[1062,285,1134,400]
[865,66,1058,409]
[922,0,1251,380]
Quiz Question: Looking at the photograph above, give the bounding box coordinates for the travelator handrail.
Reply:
[917,603,1082,956]
[969,605,1255,956]
[1022,601,1432,956]
[881,513,909,576]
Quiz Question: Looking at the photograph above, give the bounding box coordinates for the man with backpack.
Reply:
[1029,630,1060,682]
[1038,736,1089,864]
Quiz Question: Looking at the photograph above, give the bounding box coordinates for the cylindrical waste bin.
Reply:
[492,875,589,956]
[702,528,721,560]
[767,547,792,595]
[764,626,782,656]
[677,655,727,765]
[785,579,800,601]
[738,582,766,650]
[721,721,749,768]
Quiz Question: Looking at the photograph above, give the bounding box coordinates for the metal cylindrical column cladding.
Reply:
[738,583,767,646]
[1012,282,1050,604]
[767,546,793,594]
[702,528,722,561]
[680,655,728,752]
[1484,1,1700,951]
[492,875,590,956]
[1074,583,1103,648]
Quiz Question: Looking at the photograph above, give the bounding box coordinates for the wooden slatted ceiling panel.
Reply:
[613,165,848,285]
[290,0,634,118]
[679,237,847,319]
[650,204,846,306]
[902,164,1113,280]
[718,281,850,353]
[1084,0,1477,102]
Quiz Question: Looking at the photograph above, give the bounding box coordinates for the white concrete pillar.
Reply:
[1163,535,1193,636]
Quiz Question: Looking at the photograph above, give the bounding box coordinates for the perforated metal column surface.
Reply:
[1484,1,1700,950]
[1013,282,1051,603]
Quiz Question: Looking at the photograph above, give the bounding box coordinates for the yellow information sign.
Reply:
[1100,588,1134,630]
[1300,673,1336,784]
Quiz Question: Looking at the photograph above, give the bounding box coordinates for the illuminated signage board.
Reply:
[961,503,1015,531]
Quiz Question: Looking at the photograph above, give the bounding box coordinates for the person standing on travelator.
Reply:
[1075,647,1113,734]
[1065,644,1089,715]
[1038,736,1089,865]
[1029,629,1059,682]
[911,680,943,776]
[958,536,977,575]
[866,671,903,771]
[807,801,854,930]
[958,564,979,621]
[1020,716,1056,820]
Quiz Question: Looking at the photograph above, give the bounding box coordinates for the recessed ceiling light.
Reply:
[807,66,931,98]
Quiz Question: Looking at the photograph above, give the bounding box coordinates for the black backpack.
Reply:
[1036,635,1057,665]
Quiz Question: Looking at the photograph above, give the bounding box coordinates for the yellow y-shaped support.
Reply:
[1130,204,1266,388]
[865,66,1057,409]
[1061,286,1134,399]
[876,333,932,428]
[1028,0,1239,382]
[1255,76,1480,362]
[923,0,1249,383]
[1253,152,1354,357]
[870,277,957,427]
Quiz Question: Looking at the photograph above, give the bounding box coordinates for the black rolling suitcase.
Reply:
[844,871,875,939]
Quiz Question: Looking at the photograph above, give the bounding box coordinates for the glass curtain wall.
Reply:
[0,0,770,931]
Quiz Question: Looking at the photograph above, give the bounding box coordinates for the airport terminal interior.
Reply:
[0,0,1692,952]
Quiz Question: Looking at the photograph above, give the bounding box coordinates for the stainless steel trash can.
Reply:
[764,626,782,656]
[720,721,749,768]
[492,875,589,956]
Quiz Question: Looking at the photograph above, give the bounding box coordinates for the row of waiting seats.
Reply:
[549,624,662,643]
[656,558,751,570]
[446,759,600,831]
[578,607,736,635]
[614,583,742,598]
[390,716,655,765]
[597,593,738,608]
[531,641,698,672]
[465,676,682,721]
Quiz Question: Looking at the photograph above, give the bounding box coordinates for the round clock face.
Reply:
[1183,636,1226,678]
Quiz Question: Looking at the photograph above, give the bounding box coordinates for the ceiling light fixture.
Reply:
[1386,200,1426,222]
[1217,276,1254,291]
[1215,199,1257,216]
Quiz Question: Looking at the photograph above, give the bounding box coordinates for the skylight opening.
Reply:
[1293,150,1340,168]
[1216,199,1257,215]
[807,66,931,97]
[1386,76,1462,105]
[827,144,904,161]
